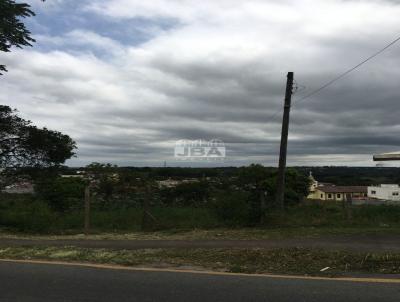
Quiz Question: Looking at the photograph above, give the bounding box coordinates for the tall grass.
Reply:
[0,193,400,234]
[0,194,221,233]
[265,203,400,227]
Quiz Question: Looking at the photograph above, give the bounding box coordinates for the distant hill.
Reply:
[296,166,400,186]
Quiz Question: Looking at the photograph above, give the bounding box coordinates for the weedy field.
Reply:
[1,246,399,277]
[1,193,400,235]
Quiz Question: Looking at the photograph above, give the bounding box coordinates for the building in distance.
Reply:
[307,172,367,201]
[368,184,400,201]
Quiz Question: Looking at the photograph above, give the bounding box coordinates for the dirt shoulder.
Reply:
[1,226,400,241]
[0,234,399,252]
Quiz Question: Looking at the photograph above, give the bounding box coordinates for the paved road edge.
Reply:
[1,258,399,284]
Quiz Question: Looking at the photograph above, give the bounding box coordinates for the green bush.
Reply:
[213,191,251,226]
[35,177,86,212]
[0,200,56,232]
[164,182,209,206]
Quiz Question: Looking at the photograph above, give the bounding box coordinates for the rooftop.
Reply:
[317,186,368,193]
[370,184,400,188]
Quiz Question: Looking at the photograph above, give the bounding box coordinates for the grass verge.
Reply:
[1,246,399,277]
[1,226,400,240]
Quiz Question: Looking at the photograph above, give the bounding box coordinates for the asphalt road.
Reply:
[1,234,400,252]
[0,261,399,302]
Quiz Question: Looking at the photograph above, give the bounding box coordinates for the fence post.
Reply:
[345,193,353,221]
[84,185,91,235]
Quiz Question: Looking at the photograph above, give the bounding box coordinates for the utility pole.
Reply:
[275,72,294,210]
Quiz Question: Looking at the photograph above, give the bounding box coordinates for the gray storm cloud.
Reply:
[1,0,400,167]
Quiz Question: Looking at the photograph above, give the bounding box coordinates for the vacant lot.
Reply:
[1,194,400,235]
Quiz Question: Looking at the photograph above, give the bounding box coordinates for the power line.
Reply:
[264,34,400,124]
[265,107,283,123]
[293,34,400,105]
[264,80,303,123]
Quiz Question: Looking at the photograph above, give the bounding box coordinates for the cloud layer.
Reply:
[1,0,400,167]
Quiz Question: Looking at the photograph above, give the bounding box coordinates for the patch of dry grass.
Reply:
[1,246,399,276]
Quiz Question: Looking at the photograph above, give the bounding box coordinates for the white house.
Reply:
[368,184,400,201]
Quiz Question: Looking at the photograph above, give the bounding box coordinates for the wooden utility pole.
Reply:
[275,72,294,209]
[84,185,91,235]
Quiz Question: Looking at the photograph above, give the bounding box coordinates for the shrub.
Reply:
[213,190,251,225]
[0,200,56,232]
[159,181,211,207]
[35,177,86,212]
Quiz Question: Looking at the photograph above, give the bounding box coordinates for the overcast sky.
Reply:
[1,0,400,167]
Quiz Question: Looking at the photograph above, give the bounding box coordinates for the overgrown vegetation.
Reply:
[1,246,399,276]
[1,191,400,234]
[1,165,400,234]
[0,164,309,233]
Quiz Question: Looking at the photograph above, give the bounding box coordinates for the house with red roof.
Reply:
[307,172,367,201]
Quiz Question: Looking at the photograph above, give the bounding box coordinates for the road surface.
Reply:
[1,234,400,252]
[0,261,399,302]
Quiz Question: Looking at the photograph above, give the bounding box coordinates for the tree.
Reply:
[161,181,210,206]
[284,168,310,205]
[0,0,43,74]
[0,105,76,187]
[237,164,273,224]
[84,163,120,208]
[212,165,310,226]
[35,177,86,212]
